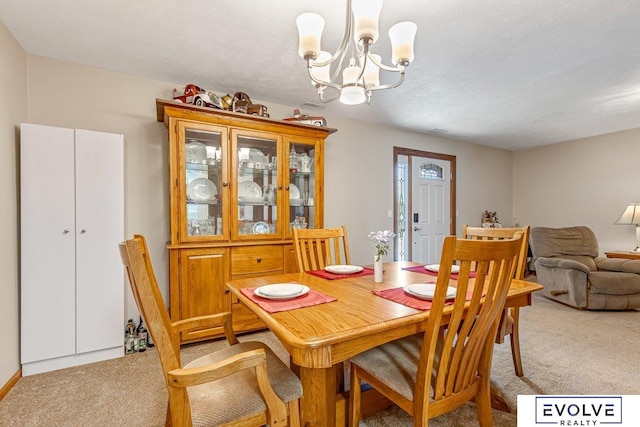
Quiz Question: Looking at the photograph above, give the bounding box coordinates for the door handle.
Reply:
[413,226,422,231]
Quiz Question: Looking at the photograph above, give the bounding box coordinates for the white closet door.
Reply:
[20,124,77,363]
[75,129,124,354]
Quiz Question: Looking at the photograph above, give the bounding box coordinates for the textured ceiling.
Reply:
[2,0,640,150]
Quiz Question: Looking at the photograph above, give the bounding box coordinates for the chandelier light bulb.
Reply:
[389,21,417,65]
[297,13,325,59]
[363,54,381,88]
[340,59,366,105]
[352,0,383,44]
[310,51,332,86]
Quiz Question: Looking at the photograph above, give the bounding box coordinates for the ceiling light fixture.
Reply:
[296,0,417,106]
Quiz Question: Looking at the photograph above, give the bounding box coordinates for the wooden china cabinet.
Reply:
[156,99,336,343]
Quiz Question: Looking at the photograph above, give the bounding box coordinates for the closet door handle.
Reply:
[80,229,87,234]
[63,229,70,234]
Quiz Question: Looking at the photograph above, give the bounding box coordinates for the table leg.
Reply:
[299,366,337,427]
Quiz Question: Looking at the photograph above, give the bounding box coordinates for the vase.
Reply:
[374,256,383,283]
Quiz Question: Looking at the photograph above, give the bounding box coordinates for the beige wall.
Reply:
[2,53,513,387]
[513,128,640,254]
[23,56,514,320]
[0,21,26,388]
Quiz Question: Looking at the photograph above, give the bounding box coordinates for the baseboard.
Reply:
[0,368,22,401]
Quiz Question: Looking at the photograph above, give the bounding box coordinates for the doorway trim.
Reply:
[393,146,457,261]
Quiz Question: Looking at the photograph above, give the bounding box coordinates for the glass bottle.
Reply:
[136,316,148,352]
[124,318,136,354]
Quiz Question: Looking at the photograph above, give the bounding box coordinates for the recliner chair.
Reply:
[530,226,640,310]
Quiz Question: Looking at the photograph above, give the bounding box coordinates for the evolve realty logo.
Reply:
[535,396,622,426]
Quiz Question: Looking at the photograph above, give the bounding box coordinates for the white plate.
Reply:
[238,180,262,199]
[424,264,460,274]
[253,221,270,234]
[187,178,217,202]
[186,141,207,163]
[289,183,301,199]
[403,283,457,300]
[324,265,364,275]
[239,196,265,204]
[255,284,310,300]
[249,148,268,165]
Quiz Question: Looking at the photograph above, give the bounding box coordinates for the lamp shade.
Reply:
[340,60,366,105]
[297,13,325,59]
[615,203,640,225]
[389,21,417,65]
[352,0,383,44]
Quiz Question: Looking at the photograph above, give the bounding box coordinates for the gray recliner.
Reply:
[530,226,640,310]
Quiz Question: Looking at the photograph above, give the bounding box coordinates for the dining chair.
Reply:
[349,234,523,427]
[291,225,351,392]
[119,235,302,427]
[292,225,351,271]
[462,225,531,377]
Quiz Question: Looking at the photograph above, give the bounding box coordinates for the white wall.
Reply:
[513,128,640,254]
[0,21,26,389]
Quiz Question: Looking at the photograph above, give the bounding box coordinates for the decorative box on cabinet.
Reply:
[20,123,124,375]
[157,99,336,343]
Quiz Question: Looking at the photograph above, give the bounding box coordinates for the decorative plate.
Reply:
[253,221,270,234]
[187,178,217,202]
[238,180,262,199]
[289,183,301,199]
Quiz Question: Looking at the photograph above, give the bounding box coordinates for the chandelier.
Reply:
[296,0,417,105]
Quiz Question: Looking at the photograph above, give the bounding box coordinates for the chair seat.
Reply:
[589,271,640,295]
[185,341,303,427]
[350,334,422,401]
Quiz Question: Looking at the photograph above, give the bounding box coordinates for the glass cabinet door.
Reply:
[232,130,281,240]
[286,137,322,238]
[180,123,228,242]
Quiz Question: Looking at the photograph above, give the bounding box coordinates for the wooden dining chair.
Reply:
[292,225,351,271]
[462,224,531,377]
[349,234,523,427]
[119,235,302,427]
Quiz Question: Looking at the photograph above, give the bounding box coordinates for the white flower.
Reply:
[368,230,396,262]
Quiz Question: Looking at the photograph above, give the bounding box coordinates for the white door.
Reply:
[20,124,77,363]
[411,157,451,265]
[75,129,124,354]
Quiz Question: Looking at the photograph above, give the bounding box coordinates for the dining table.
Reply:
[226,261,543,427]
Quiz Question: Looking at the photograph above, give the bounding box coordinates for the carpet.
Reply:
[1,285,639,426]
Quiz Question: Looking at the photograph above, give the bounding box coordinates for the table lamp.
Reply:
[615,203,640,252]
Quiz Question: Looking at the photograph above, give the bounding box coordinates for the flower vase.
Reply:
[374,256,383,283]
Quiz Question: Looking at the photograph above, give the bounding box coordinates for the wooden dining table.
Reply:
[226,261,543,427]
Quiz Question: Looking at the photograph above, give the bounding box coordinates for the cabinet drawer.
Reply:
[231,246,284,276]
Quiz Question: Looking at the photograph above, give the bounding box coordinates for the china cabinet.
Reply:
[20,123,124,375]
[156,99,336,343]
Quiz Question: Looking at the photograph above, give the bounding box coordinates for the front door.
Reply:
[410,156,451,264]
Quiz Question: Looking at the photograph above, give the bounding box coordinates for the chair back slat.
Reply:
[293,226,351,271]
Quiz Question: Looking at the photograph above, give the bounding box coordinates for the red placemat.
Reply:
[306,267,374,280]
[240,286,336,313]
[402,265,477,280]
[373,286,473,311]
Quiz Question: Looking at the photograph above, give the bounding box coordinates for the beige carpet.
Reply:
[1,284,639,426]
